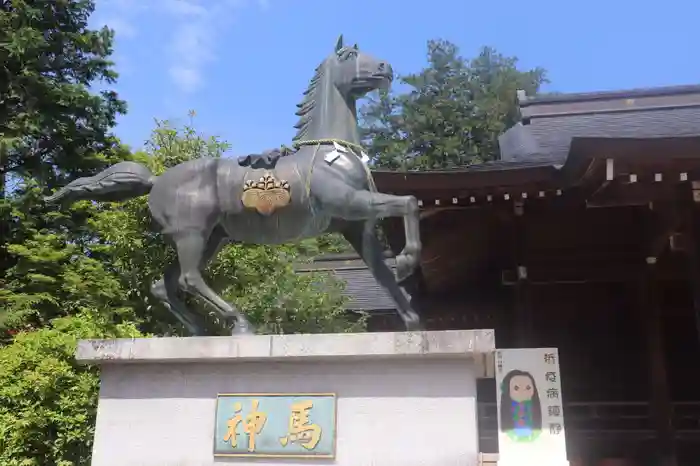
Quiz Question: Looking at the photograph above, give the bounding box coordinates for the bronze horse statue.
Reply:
[46,36,422,335]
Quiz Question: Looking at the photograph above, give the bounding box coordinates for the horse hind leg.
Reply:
[173,226,255,335]
[150,264,206,335]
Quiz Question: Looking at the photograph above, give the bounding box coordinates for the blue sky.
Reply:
[93,0,699,155]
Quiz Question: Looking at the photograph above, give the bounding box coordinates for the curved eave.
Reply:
[372,162,561,196]
[373,136,700,199]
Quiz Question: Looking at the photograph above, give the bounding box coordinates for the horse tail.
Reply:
[44,162,157,204]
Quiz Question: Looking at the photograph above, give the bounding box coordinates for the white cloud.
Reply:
[168,66,202,93]
[163,0,268,94]
[165,0,209,16]
[92,0,147,40]
[113,54,134,77]
[95,0,269,94]
[105,17,138,39]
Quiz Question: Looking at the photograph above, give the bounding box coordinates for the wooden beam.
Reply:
[419,206,472,220]
[682,184,700,350]
[643,203,678,466]
[642,256,677,466]
[644,200,685,261]
[586,180,690,209]
[372,166,558,194]
[500,260,684,285]
[511,201,532,347]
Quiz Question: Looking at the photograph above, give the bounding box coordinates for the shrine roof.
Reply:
[518,83,700,105]
[372,83,700,195]
[295,253,396,313]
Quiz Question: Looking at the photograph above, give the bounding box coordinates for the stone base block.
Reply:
[78,330,495,466]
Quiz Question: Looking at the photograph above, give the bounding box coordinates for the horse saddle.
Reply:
[237,148,287,169]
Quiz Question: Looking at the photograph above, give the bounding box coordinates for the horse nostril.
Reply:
[377,62,393,78]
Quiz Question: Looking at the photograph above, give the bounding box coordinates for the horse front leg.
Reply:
[391,195,421,283]
[341,220,422,331]
[322,187,422,282]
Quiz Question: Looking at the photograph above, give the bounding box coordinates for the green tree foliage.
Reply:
[361,40,548,170]
[0,0,125,185]
[0,0,130,329]
[0,312,142,466]
[0,182,131,334]
[295,232,354,256]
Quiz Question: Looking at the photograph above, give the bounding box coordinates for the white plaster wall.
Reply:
[91,358,479,466]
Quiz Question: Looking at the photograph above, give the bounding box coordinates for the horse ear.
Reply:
[335,34,343,52]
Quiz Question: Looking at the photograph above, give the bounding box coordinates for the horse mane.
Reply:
[292,61,325,142]
[292,44,359,142]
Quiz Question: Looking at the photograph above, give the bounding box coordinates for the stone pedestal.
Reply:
[77,330,495,466]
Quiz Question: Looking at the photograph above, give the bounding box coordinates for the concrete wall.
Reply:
[92,358,480,466]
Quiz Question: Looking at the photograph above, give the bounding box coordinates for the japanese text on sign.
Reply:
[214,393,336,458]
[279,400,322,450]
[543,351,562,436]
[223,399,268,452]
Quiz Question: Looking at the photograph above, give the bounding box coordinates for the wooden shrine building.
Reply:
[357,84,700,466]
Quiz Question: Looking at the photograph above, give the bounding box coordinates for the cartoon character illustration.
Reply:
[499,370,542,442]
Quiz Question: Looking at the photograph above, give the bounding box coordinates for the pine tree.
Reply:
[0,0,129,335]
[361,40,548,170]
[0,0,125,186]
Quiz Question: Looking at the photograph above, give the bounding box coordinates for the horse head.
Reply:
[293,35,394,143]
[327,34,393,98]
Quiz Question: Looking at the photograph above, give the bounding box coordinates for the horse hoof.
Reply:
[405,321,424,332]
[231,323,256,336]
[395,254,416,283]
